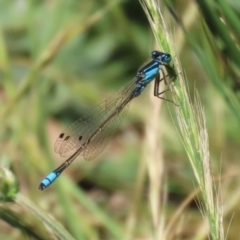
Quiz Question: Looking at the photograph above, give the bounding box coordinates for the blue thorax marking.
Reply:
[133,58,163,97]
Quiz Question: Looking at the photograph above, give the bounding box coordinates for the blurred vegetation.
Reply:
[0,0,239,239]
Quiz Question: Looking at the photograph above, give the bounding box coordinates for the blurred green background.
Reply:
[0,0,240,239]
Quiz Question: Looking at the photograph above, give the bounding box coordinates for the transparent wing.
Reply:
[54,79,137,159]
[82,92,132,161]
[54,106,105,158]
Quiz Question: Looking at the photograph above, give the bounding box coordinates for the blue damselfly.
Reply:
[39,51,172,190]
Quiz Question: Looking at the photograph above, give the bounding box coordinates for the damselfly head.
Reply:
[151,51,172,63]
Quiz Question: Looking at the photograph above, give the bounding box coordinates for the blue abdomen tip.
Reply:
[38,172,58,190]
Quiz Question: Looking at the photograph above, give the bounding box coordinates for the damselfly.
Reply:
[39,50,172,190]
